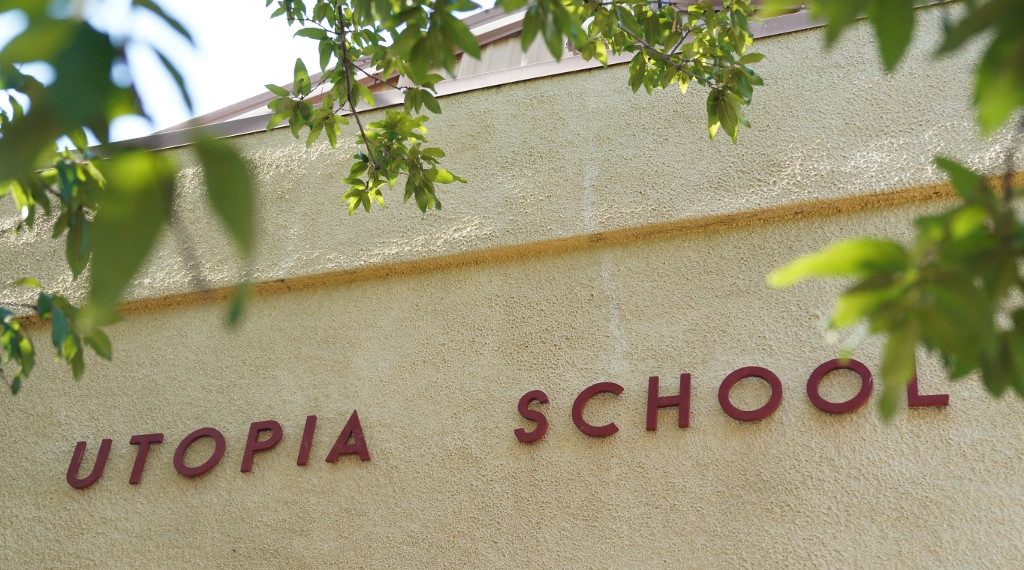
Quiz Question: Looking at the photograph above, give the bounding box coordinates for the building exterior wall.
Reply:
[2,7,1022,568]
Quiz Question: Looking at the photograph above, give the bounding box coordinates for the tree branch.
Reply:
[337,12,382,174]
[616,22,697,72]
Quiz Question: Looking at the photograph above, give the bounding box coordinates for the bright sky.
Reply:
[0,1,324,141]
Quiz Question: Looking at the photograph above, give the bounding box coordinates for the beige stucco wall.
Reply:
[2,6,1023,568]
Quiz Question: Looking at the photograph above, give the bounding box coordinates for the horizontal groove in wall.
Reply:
[47,171,1014,325]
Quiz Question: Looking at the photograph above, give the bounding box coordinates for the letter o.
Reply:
[806,358,873,414]
[718,366,783,422]
[173,427,226,478]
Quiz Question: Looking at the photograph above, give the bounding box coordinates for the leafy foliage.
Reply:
[0,0,256,392]
[771,159,1024,416]
[265,0,764,212]
[767,0,1024,417]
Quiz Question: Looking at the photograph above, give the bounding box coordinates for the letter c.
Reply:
[572,382,624,437]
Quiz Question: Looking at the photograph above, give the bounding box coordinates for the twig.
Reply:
[350,60,406,92]
[0,300,37,311]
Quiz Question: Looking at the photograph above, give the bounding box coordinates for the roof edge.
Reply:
[118,1,950,153]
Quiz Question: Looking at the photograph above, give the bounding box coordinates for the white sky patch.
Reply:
[0,1,322,141]
[0,1,497,142]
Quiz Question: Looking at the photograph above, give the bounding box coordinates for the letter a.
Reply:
[326,411,370,463]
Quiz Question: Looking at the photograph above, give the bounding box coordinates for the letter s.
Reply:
[515,390,549,444]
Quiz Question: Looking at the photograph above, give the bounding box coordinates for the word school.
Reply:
[513,358,949,443]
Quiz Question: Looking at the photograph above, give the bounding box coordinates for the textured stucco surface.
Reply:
[2,6,1024,568]
[2,203,1023,568]
[0,6,1010,305]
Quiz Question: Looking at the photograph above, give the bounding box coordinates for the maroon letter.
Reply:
[241,420,283,473]
[66,439,112,490]
[173,427,226,478]
[718,366,783,422]
[907,376,949,408]
[326,411,370,462]
[128,433,164,485]
[297,415,317,466]
[572,382,624,437]
[646,374,691,431]
[515,390,549,444]
[806,359,873,415]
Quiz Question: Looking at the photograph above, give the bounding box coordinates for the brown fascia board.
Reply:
[129,1,952,152]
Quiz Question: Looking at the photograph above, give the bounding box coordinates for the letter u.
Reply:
[67,439,112,490]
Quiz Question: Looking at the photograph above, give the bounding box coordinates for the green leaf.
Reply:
[294,58,311,96]
[739,52,765,64]
[831,284,897,329]
[70,346,85,379]
[973,36,1024,134]
[134,0,194,45]
[294,28,327,40]
[12,277,42,289]
[0,19,75,63]
[67,128,89,151]
[521,8,540,51]
[934,156,987,203]
[421,91,441,114]
[319,40,333,70]
[938,0,1016,54]
[1005,331,1024,397]
[154,48,193,112]
[678,78,689,96]
[85,329,112,360]
[868,0,914,71]
[768,238,909,288]
[227,281,251,326]
[195,138,255,256]
[267,110,289,131]
[542,16,564,61]
[36,293,52,317]
[716,93,740,143]
[266,84,291,97]
[706,90,721,139]
[444,13,481,59]
[51,307,69,349]
[89,151,174,309]
[434,168,455,184]
[594,41,608,65]
[17,335,34,377]
[880,323,918,419]
[49,24,116,128]
[65,216,90,278]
